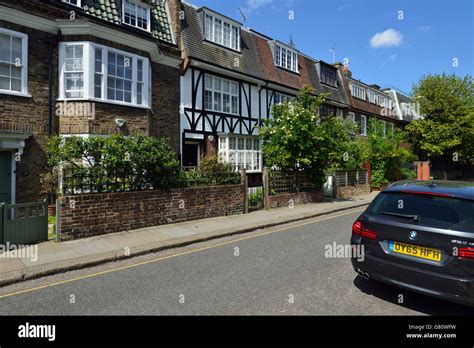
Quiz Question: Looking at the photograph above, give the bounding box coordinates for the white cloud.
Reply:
[370,29,403,48]
[246,0,273,11]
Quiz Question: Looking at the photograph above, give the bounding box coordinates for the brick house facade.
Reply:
[340,67,402,138]
[0,0,182,204]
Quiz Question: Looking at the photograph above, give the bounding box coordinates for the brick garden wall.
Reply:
[268,189,324,209]
[59,184,245,240]
[335,184,371,199]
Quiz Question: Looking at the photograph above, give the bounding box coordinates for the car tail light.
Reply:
[458,247,474,260]
[352,221,377,240]
[400,190,451,198]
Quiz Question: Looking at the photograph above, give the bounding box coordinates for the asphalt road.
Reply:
[0,208,472,315]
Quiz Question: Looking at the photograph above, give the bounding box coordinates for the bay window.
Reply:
[64,45,84,98]
[204,74,239,114]
[219,135,262,172]
[0,28,28,96]
[59,42,150,107]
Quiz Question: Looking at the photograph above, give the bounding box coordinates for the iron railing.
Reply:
[61,166,242,195]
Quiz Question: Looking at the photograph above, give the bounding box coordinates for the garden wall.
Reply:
[335,184,371,199]
[268,189,324,209]
[59,184,245,240]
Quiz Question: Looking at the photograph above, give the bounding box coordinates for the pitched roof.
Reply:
[253,34,348,106]
[181,3,265,79]
[181,3,349,107]
[342,76,399,121]
[82,0,174,43]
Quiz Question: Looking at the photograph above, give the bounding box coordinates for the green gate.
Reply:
[0,200,48,245]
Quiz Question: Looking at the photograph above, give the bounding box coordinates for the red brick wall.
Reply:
[268,189,324,209]
[335,184,371,199]
[59,184,245,240]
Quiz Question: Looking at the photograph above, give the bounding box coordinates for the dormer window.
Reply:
[377,95,388,108]
[368,90,376,104]
[204,12,240,51]
[122,0,151,32]
[350,83,366,100]
[320,64,337,87]
[62,0,81,6]
[274,43,298,73]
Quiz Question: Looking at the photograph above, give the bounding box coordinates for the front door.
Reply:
[0,151,12,204]
[183,142,200,167]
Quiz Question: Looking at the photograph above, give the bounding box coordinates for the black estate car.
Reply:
[351,180,474,306]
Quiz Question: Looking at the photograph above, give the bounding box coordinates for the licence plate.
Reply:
[389,241,442,262]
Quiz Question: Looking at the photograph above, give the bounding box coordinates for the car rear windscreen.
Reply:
[368,192,474,232]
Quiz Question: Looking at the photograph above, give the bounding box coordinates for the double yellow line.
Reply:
[0,208,364,300]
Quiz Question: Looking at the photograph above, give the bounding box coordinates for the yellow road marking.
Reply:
[0,208,365,300]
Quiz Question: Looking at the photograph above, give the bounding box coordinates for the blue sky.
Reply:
[185,0,473,94]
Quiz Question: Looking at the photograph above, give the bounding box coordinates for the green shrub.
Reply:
[400,167,417,180]
[47,134,181,191]
[249,188,264,206]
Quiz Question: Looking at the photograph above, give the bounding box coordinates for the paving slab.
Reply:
[0,192,378,287]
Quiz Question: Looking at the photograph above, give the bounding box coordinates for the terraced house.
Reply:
[340,69,402,138]
[0,0,182,204]
[179,2,349,185]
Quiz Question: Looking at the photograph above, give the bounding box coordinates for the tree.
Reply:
[259,86,363,186]
[367,119,416,188]
[406,73,474,162]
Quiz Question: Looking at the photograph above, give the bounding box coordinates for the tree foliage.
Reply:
[259,86,364,186]
[367,119,416,188]
[47,134,182,190]
[406,73,474,161]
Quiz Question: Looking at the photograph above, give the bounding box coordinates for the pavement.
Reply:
[0,192,379,287]
[1,206,470,315]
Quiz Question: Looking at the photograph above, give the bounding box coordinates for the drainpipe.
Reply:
[46,30,60,206]
[47,29,60,137]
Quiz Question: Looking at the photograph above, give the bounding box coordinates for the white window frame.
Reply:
[62,0,82,6]
[218,135,262,173]
[350,83,366,100]
[377,95,388,108]
[367,90,376,104]
[59,42,151,108]
[122,0,151,32]
[274,43,299,73]
[203,12,241,51]
[382,120,387,138]
[0,28,29,97]
[204,74,239,115]
[273,91,293,105]
[360,115,367,136]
